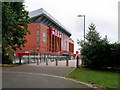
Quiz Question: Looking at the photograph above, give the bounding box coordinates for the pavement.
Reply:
[2,60,93,88]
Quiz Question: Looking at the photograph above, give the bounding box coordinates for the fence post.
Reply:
[44,53,45,62]
[37,53,39,65]
[50,54,51,62]
[28,53,30,64]
[76,56,79,68]
[19,56,21,65]
[46,55,48,65]
[34,54,35,63]
[53,55,54,61]
[40,53,41,63]
[66,58,69,66]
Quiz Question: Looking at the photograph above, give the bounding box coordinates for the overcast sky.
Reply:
[24,0,119,53]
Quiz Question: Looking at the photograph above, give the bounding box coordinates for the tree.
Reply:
[32,49,36,55]
[77,23,109,69]
[2,2,30,64]
[77,23,102,49]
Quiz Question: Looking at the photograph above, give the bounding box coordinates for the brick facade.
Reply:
[20,23,74,56]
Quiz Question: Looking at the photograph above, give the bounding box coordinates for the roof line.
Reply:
[29,8,71,35]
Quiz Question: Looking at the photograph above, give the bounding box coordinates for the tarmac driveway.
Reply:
[2,71,90,88]
[2,64,93,88]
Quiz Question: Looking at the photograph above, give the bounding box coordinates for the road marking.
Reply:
[3,71,99,89]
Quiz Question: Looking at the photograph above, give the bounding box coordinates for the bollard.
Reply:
[19,56,21,65]
[37,54,39,65]
[37,58,39,65]
[46,56,48,65]
[40,53,41,63]
[76,56,79,68]
[34,54,35,63]
[66,58,69,66]
[56,58,58,66]
[28,53,30,64]
[44,53,45,62]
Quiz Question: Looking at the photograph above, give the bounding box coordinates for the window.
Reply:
[37,47,39,51]
[37,37,39,42]
[37,26,39,29]
[37,25,39,46]
[37,42,39,46]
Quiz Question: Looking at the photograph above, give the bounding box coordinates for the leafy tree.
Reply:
[2,2,30,64]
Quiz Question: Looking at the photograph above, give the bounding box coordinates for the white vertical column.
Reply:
[118,1,120,43]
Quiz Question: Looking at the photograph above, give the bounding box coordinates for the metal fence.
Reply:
[13,55,67,64]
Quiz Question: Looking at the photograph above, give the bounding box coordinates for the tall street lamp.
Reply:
[78,15,85,42]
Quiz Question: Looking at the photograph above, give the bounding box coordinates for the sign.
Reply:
[25,51,29,53]
[42,32,46,43]
[49,27,52,34]
[52,30,55,34]
[60,35,62,38]
[76,51,78,54]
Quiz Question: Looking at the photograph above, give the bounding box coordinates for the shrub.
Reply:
[77,23,120,69]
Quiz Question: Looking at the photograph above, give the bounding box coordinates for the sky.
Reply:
[24,0,119,53]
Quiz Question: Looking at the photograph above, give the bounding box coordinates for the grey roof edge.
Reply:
[29,8,72,35]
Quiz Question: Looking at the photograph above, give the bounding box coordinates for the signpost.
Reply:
[76,55,79,68]
[76,51,79,68]
[66,58,69,66]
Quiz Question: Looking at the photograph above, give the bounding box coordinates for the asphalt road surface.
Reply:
[3,71,91,88]
[2,63,93,89]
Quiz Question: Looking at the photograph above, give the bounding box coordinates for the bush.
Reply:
[2,55,13,64]
[2,48,14,64]
[81,42,120,69]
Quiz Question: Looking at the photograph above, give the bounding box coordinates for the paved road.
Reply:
[2,61,93,88]
[3,71,91,88]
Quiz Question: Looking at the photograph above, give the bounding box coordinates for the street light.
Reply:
[78,15,85,42]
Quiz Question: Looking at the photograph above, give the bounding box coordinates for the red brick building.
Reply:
[17,8,74,56]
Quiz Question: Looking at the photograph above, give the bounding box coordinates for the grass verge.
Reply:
[0,64,19,67]
[66,68,119,89]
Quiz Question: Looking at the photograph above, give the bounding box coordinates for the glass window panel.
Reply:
[37,47,39,51]
[37,26,39,29]
[37,42,39,46]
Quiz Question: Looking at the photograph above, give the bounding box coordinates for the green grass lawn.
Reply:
[66,68,119,89]
[0,64,18,67]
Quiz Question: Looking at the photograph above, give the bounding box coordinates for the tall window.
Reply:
[37,26,39,49]
[37,47,39,51]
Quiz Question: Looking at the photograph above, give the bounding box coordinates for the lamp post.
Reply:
[78,15,85,42]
